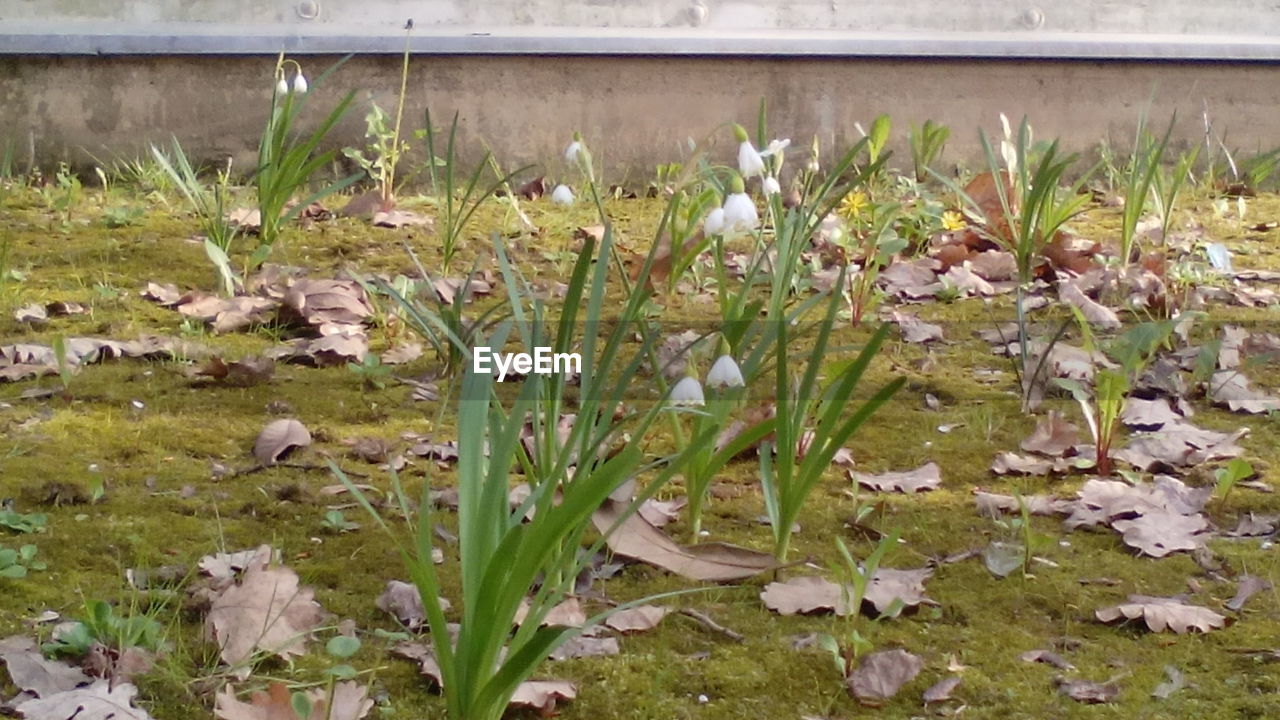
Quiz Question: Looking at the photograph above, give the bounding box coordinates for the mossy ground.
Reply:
[2,182,1280,719]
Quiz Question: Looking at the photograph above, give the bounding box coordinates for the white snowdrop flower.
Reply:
[703,206,725,236]
[669,376,706,407]
[761,175,781,197]
[275,77,289,95]
[292,72,308,94]
[734,124,765,178]
[722,176,757,233]
[758,138,791,158]
[706,355,744,389]
[806,158,820,174]
[564,131,583,164]
[551,184,575,205]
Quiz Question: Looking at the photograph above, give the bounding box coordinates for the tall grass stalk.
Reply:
[151,139,240,295]
[1118,114,1174,267]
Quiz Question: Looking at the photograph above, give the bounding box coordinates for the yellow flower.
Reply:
[837,191,868,222]
[941,210,966,231]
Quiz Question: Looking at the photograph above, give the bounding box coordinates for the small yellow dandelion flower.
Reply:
[941,210,966,232]
[837,191,868,222]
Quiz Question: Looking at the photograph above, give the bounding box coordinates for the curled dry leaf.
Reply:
[638,497,686,528]
[852,462,941,494]
[1121,397,1185,430]
[253,418,312,466]
[591,498,779,582]
[204,545,325,672]
[1059,281,1121,330]
[14,680,156,720]
[376,580,451,630]
[604,605,669,633]
[890,312,944,344]
[922,675,962,705]
[283,279,373,327]
[1095,595,1228,634]
[846,648,924,704]
[391,642,444,687]
[509,680,576,713]
[974,491,1069,517]
[1114,420,1248,471]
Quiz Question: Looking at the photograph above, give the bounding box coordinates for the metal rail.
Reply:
[3,22,1280,61]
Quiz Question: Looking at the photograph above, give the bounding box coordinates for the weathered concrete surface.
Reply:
[4,0,1278,35]
[2,55,1277,179]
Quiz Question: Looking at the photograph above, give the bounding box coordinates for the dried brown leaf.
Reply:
[1095,594,1227,634]
[604,605,669,633]
[852,463,941,493]
[592,498,779,582]
[0,635,92,701]
[922,675,961,704]
[509,680,576,713]
[253,419,312,466]
[1111,512,1209,557]
[1056,677,1119,704]
[846,649,924,704]
[1226,574,1272,612]
[205,547,325,671]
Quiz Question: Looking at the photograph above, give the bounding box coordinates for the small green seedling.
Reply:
[1215,458,1254,509]
[817,528,903,677]
[325,635,361,680]
[347,353,391,390]
[0,544,46,578]
[42,600,164,658]
[321,510,360,534]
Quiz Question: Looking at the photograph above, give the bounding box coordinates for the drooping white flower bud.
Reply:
[292,73,309,94]
[734,124,765,178]
[564,131,584,164]
[706,355,745,389]
[722,176,757,233]
[551,184,575,205]
[276,77,289,95]
[669,376,706,407]
[762,175,781,197]
[703,207,725,236]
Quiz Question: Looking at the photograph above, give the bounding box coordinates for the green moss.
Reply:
[2,184,1280,719]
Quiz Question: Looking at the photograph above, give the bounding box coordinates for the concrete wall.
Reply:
[4,0,1279,35]
[1,54,1277,182]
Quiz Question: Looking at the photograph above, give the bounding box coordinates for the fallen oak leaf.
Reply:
[1095,594,1228,634]
[204,546,325,673]
[1226,575,1272,613]
[1019,648,1075,671]
[1111,512,1209,558]
[14,680,156,719]
[509,680,576,714]
[0,634,93,701]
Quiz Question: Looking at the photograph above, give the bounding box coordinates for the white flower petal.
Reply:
[723,192,758,232]
[292,73,308,94]
[706,355,745,389]
[551,184,575,205]
[564,140,582,164]
[275,77,289,95]
[762,176,781,196]
[738,141,765,178]
[669,377,706,406]
[703,207,725,236]
[758,138,791,157]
